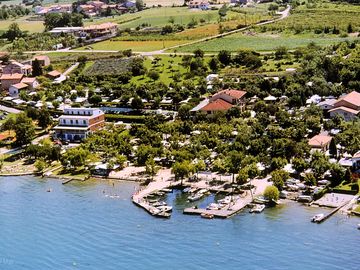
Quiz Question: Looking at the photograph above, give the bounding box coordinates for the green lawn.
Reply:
[175,32,360,52]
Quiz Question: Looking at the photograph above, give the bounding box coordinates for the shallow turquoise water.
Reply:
[0,176,359,270]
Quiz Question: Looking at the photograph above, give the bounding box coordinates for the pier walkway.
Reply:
[184,178,271,219]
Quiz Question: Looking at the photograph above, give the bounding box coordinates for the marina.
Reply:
[0,176,359,270]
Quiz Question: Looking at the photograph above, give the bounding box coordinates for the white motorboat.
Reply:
[152,201,167,207]
[249,204,265,213]
[157,205,173,212]
[311,213,324,223]
[207,203,221,210]
[188,193,203,202]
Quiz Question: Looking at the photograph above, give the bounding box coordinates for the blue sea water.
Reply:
[0,176,359,270]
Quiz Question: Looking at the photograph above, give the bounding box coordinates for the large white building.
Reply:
[53,108,105,141]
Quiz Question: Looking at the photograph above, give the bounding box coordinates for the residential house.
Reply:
[77,4,98,16]
[47,70,62,80]
[34,4,72,15]
[9,82,28,97]
[329,106,359,121]
[21,77,39,90]
[3,61,32,76]
[317,99,336,110]
[53,107,105,141]
[308,134,332,152]
[328,91,360,121]
[333,91,360,111]
[0,73,24,90]
[121,1,136,8]
[33,55,51,67]
[188,0,209,9]
[82,22,118,37]
[191,89,247,114]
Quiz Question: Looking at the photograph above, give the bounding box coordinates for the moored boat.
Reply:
[311,213,324,223]
[201,213,214,219]
[188,193,203,202]
[249,204,265,213]
[157,205,173,212]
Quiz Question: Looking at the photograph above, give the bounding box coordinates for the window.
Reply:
[76,120,78,124]
[83,120,86,124]
[70,120,73,124]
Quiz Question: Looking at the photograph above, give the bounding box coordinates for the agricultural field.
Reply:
[86,7,221,29]
[83,58,133,76]
[0,16,44,33]
[81,39,189,52]
[176,31,359,52]
[130,55,190,85]
[263,1,360,33]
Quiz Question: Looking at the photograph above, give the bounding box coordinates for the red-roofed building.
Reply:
[308,134,332,152]
[192,89,247,115]
[329,106,359,121]
[210,89,247,105]
[333,91,360,111]
[200,99,234,112]
[9,82,29,97]
[0,73,24,90]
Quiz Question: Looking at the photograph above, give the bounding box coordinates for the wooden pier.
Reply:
[314,201,351,223]
[183,195,252,219]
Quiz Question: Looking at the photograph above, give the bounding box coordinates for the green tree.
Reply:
[38,106,52,129]
[208,57,220,72]
[147,70,160,81]
[131,96,144,110]
[35,158,48,173]
[236,167,249,185]
[32,58,43,76]
[270,170,289,190]
[145,158,158,181]
[217,50,231,66]
[4,22,24,41]
[61,147,91,169]
[263,185,279,202]
[5,113,35,146]
[135,0,144,11]
[194,159,206,178]
[171,160,194,185]
[329,138,337,158]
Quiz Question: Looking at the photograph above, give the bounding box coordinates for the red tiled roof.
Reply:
[0,73,23,80]
[328,106,359,115]
[11,82,28,89]
[335,91,360,107]
[33,55,49,61]
[47,70,61,77]
[308,135,332,147]
[21,77,36,84]
[213,89,247,100]
[201,99,233,112]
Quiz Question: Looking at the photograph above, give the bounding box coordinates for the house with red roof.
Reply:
[0,73,24,90]
[191,89,247,115]
[308,134,332,152]
[329,91,360,121]
[9,82,29,97]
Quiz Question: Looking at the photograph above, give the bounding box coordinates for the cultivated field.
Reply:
[83,39,189,52]
[265,1,360,33]
[176,32,360,52]
[0,16,44,33]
